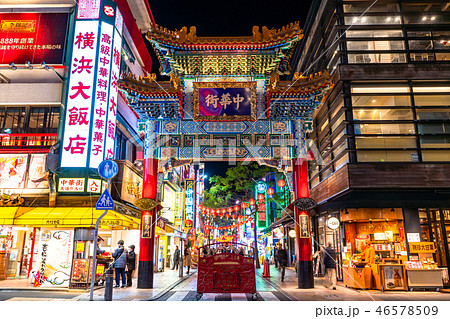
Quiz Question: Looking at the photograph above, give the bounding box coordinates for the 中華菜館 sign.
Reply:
[193,82,256,121]
[0,13,68,64]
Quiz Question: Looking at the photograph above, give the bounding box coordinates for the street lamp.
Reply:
[248,200,260,269]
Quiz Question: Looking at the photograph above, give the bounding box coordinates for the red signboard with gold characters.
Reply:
[0,13,68,64]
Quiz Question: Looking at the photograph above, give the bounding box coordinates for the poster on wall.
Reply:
[34,228,74,288]
[120,165,142,204]
[0,154,28,189]
[0,13,68,64]
[26,154,49,189]
[381,265,407,291]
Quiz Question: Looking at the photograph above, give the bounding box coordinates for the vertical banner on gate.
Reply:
[183,179,195,229]
[60,0,122,169]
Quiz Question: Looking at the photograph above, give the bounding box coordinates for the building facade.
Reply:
[295,0,450,284]
[0,0,154,287]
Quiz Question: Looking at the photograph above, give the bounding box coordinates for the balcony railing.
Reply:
[0,133,57,148]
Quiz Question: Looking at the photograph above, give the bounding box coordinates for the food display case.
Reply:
[405,259,444,291]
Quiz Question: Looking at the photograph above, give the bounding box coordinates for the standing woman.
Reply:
[184,247,192,275]
[126,245,136,287]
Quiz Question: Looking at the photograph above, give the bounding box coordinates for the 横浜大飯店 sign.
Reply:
[193,82,256,121]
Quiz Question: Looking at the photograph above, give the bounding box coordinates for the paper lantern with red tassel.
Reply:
[257,193,265,201]
[227,207,233,213]
[277,179,286,188]
[234,205,240,211]
[267,187,274,196]
[249,198,256,206]
[241,202,247,209]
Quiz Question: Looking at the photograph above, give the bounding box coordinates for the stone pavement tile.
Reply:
[259,265,450,301]
[75,267,193,301]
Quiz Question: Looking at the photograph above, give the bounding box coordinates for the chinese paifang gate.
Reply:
[118,22,333,289]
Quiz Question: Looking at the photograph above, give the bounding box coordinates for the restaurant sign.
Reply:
[183,179,195,229]
[193,82,256,121]
[60,0,123,169]
[409,242,435,254]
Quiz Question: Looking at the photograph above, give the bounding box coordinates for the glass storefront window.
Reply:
[420,136,450,148]
[414,95,450,106]
[343,2,400,13]
[416,108,450,119]
[353,108,413,120]
[3,108,25,133]
[331,112,345,132]
[48,107,60,132]
[348,53,407,63]
[407,30,432,37]
[413,86,450,93]
[344,15,402,25]
[347,40,405,50]
[332,140,347,157]
[357,150,418,162]
[351,85,410,93]
[346,30,403,38]
[408,39,433,50]
[402,2,445,12]
[352,95,411,106]
[422,150,450,161]
[355,136,417,148]
[410,52,435,61]
[310,175,320,188]
[354,123,415,134]
[28,107,46,133]
[403,15,448,25]
[436,53,450,61]
[334,153,349,170]
[418,123,450,134]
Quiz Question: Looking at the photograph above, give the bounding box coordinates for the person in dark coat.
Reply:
[322,242,337,289]
[172,246,180,270]
[126,245,136,287]
[112,240,128,288]
[276,244,288,281]
[273,244,279,268]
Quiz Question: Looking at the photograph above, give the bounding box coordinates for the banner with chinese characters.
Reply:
[193,82,256,121]
[183,179,195,229]
[60,0,123,169]
[0,13,68,64]
[34,229,74,288]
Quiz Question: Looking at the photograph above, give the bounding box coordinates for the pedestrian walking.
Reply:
[112,240,128,288]
[276,244,288,281]
[126,245,136,287]
[323,242,337,290]
[184,247,192,275]
[274,244,279,268]
[172,246,180,270]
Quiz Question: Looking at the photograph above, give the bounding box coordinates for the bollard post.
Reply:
[104,268,114,301]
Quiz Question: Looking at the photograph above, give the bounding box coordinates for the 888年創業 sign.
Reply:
[60,0,123,169]
[0,13,68,64]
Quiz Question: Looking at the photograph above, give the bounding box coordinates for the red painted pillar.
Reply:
[137,157,158,289]
[293,158,314,288]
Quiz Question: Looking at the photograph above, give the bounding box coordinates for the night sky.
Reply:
[146,0,313,181]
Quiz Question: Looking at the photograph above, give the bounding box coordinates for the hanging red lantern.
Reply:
[219,212,224,218]
[231,214,236,219]
[238,215,243,220]
[227,207,233,213]
[222,208,226,214]
[267,187,275,196]
[249,198,256,206]
[249,217,253,222]
[241,202,247,209]
[225,213,230,219]
[257,193,265,201]
[277,179,286,188]
[207,208,210,213]
[234,205,240,211]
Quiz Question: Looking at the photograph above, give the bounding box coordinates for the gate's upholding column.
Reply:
[293,158,314,288]
[138,157,158,288]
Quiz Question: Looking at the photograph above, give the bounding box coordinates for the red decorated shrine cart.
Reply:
[196,242,257,300]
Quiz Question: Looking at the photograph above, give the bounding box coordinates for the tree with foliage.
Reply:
[202,162,277,208]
